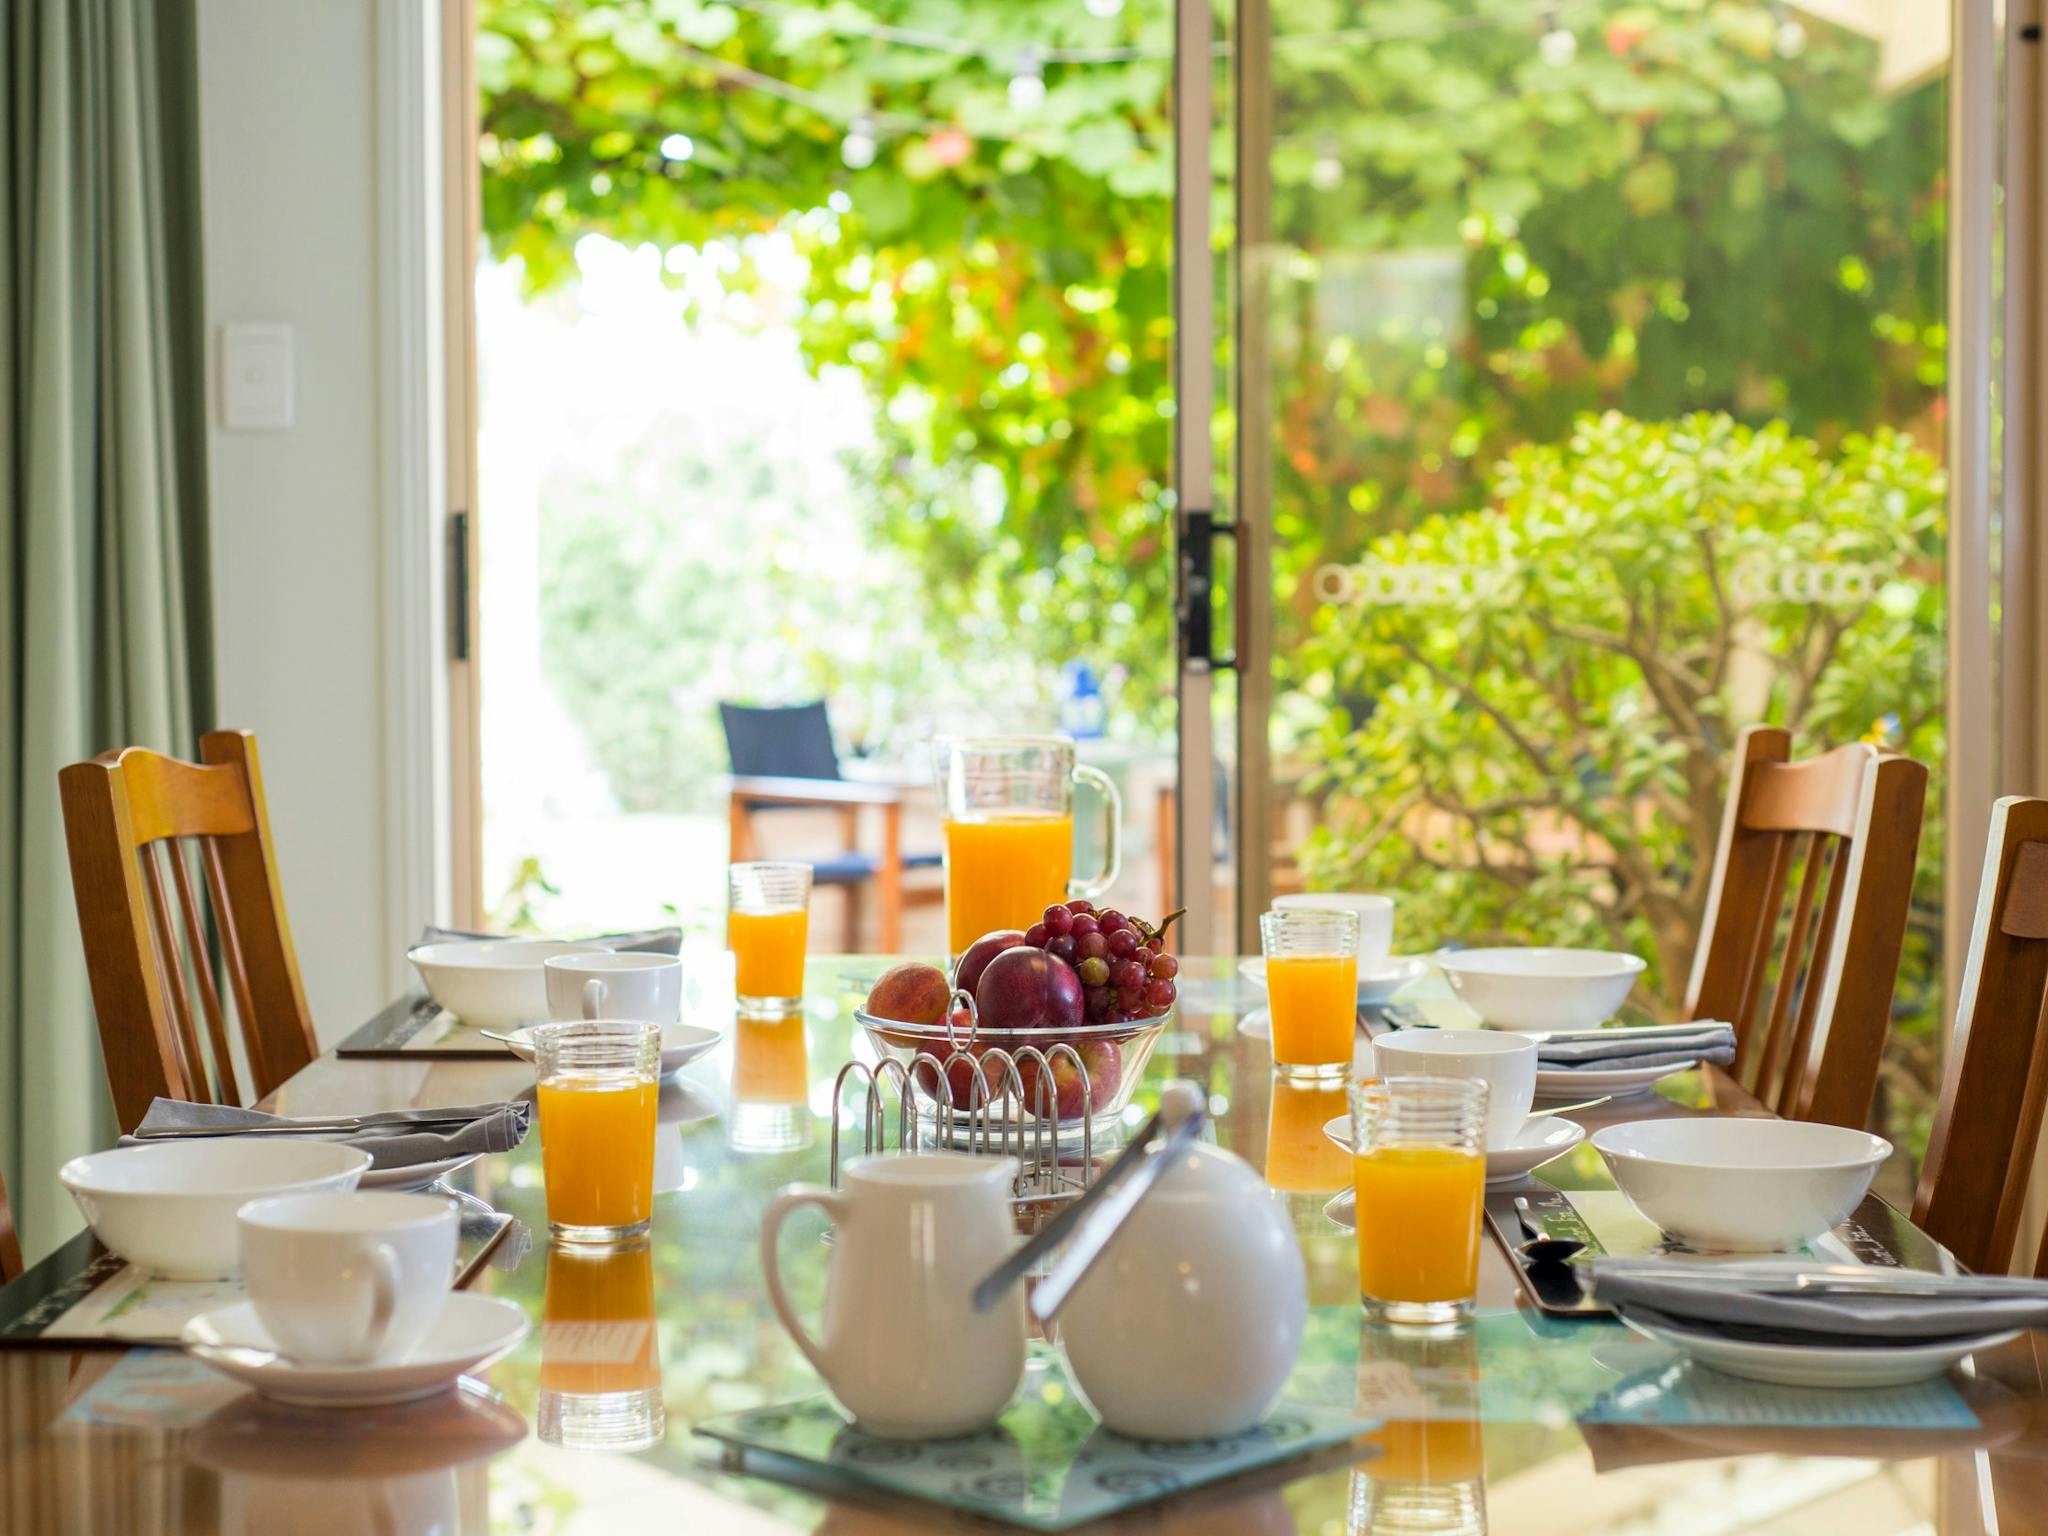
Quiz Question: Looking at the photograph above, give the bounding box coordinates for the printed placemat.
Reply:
[697,1375,1377,1531]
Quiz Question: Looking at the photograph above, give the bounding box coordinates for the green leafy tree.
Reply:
[478,0,1944,733]
[1300,411,1945,1135]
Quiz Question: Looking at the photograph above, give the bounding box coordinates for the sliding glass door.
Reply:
[1208,0,1963,1159]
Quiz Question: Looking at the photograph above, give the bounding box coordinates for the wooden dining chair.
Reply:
[59,729,319,1133]
[1684,725,1927,1129]
[0,1164,22,1284]
[1912,797,2048,1276]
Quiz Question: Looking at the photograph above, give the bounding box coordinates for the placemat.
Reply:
[1487,1183,1952,1319]
[1352,1308,1977,1432]
[333,994,521,1059]
[697,1373,1377,1532]
[0,1203,514,1350]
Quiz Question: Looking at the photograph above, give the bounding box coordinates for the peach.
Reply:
[864,961,952,1026]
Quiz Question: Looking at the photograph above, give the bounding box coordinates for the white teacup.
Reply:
[238,1192,458,1364]
[1274,893,1395,970]
[545,951,683,1025]
[1371,1029,1537,1152]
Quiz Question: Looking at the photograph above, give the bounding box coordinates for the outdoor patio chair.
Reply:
[719,702,941,953]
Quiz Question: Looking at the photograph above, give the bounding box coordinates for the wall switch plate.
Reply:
[219,322,295,430]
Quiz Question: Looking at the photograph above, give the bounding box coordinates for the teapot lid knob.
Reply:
[1157,1079,1204,1130]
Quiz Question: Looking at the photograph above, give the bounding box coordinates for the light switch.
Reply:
[219,322,295,430]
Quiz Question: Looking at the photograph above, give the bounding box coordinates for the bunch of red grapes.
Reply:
[1023,900,1179,1024]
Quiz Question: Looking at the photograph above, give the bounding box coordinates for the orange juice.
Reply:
[943,811,1072,953]
[538,1074,658,1232]
[1265,1078,1353,1192]
[734,1014,809,1103]
[729,907,808,1001]
[1353,1146,1484,1305]
[541,1242,661,1395]
[1362,1417,1486,1485]
[1266,952,1359,1071]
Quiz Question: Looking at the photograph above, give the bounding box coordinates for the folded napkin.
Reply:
[418,924,682,956]
[1592,1261,2048,1345]
[128,1097,531,1171]
[1538,1023,1736,1071]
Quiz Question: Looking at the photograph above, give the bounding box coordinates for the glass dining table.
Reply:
[2,955,2044,1535]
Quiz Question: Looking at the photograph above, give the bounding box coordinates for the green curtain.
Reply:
[1,0,213,1264]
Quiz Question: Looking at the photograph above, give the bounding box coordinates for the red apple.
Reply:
[1016,1039,1121,1121]
[973,946,1083,1032]
[954,929,1027,995]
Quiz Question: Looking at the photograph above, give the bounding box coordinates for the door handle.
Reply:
[1178,509,1238,672]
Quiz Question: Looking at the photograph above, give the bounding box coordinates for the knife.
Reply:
[1520,1020,1734,1045]
[130,1113,488,1139]
[972,1081,1207,1319]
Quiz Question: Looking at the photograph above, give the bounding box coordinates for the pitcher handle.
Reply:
[760,1184,846,1385]
[1068,764,1121,900]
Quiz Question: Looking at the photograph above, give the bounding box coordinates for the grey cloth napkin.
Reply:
[1539,1023,1736,1071]
[1592,1263,2048,1344]
[127,1097,531,1171]
[418,924,682,956]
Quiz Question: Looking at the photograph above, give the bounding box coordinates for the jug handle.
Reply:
[1067,763,1122,900]
[760,1184,847,1383]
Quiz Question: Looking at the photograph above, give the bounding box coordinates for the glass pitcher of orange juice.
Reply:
[932,736,1121,956]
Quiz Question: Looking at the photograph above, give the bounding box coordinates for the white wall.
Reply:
[196,0,397,1043]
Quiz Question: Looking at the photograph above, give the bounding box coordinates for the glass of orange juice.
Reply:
[933,736,1121,957]
[1260,907,1361,1080]
[1349,1075,1488,1328]
[535,1020,661,1244]
[728,861,811,1014]
[539,1238,665,1451]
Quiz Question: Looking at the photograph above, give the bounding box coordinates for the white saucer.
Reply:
[1534,1060,1691,1101]
[501,1021,721,1076]
[183,1293,529,1408]
[1319,1116,1586,1213]
[1617,1310,2019,1390]
[1238,955,1429,1007]
[359,1153,481,1193]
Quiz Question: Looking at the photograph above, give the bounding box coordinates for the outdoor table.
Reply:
[2,955,2044,1534]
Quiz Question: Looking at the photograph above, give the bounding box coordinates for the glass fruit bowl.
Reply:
[853,1007,1170,1127]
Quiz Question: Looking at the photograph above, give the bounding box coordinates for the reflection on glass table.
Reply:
[538,1238,664,1452]
[729,1012,815,1154]
[1351,1324,1486,1536]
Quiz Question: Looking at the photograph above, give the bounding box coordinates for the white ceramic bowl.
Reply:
[1591,1118,1891,1252]
[61,1138,373,1279]
[1435,947,1646,1030]
[407,939,614,1030]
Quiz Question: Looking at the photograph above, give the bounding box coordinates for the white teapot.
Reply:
[1052,1082,1307,1440]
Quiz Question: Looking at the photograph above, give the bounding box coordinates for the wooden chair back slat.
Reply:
[1775,838,1848,1120]
[1729,829,1796,1088]
[0,1166,21,1285]
[169,842,241,1109]
[1915,800,2048,1275]
[1752,832,1825,1107]
[138,844,209,1104]
[60,730,318,1131]
[1685,725,1927,1131]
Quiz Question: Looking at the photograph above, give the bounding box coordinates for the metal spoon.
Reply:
[1514,1196,1586,1266]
